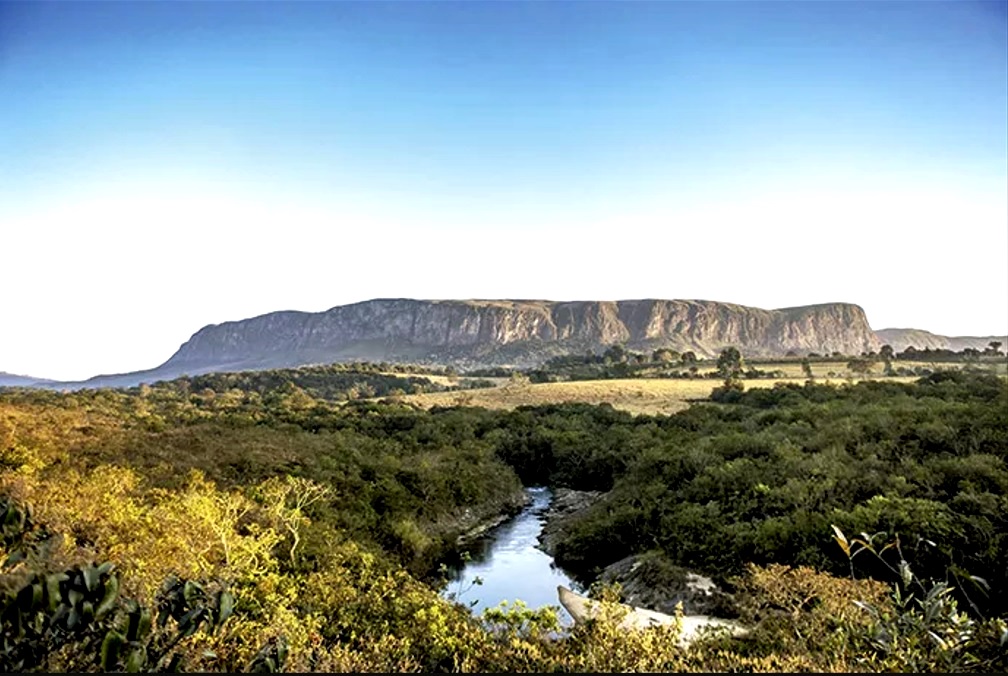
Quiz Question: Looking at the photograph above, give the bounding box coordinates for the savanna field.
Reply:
[1,363,1006,672]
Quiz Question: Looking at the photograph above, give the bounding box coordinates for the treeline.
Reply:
[503,345,789,382]
[133,363,495,403]
[895,342,1005,363]
[472,341,1006,383]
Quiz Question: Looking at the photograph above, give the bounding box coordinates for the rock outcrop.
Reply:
[156,298,882,376]
[598,552,739,618]
[536,488,605,559]
[556,585,747,645]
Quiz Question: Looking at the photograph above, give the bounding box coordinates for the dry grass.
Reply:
[402,378,768,416]
[388,357,993,416]
[400,373,928,416]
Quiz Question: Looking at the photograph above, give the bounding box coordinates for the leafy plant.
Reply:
[0,561,119,671]
[833,525,1008,672]
[0,539,239,672]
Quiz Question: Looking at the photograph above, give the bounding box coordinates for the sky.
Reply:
[1,0,1006,381]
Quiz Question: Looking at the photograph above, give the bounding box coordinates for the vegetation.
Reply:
[401,377,738,416]
[542,373,1008,614]
[471,342,1005,385]
[895,341,1005,363]
[0,366,1005,671]
[144,363,494,403]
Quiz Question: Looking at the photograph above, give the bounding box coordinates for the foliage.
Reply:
[537,374,1008,618]
[0,368,1004,671]
[716,346,745,380]
[833,526,1007,672]
[145,363,492,404]
[0,555,242,673]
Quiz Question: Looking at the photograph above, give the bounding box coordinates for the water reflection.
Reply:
[442,486,583,625]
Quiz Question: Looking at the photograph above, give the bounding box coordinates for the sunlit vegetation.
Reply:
[464,342,1007,384]
[401,377,728,416]
[537,373,1008,617]
[1,367,1005,671]
[152,362,495,403]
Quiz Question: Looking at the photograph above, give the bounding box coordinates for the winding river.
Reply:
[442,486,583,625]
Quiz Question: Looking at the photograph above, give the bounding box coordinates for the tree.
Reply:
[801,358,814,380]
[680,351,698,364]
[846,357,875,376]
[986,341,1003,357]
[652,348,678,364]
[716,347,744,380]
[880,344,895,376]
[257,476,332,566]
[602,344,628,365]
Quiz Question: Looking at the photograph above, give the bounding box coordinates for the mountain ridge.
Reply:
[156,298,881,375]
[7,298,1003,391]
[0,372,56,388]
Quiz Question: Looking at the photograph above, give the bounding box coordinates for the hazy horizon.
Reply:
[2,0,1006,380]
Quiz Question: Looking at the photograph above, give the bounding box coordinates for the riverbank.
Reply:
[441,486,583,620]
[536,487,739,619]
[536,487,604,558]
[455,489,532,545]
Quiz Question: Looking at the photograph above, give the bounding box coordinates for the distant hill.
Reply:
[0,372,55,388]
[149,298,880,379]
[875,328,1008,353]
[15,298,1003,392]
[10,298,885,390]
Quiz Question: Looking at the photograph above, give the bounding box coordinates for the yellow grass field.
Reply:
[398,376,916,416]
[401,378,721,415]
[388,357,1000,416]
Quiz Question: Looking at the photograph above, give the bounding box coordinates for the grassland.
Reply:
[395,357,966,415]
[401,378,717,415]
[400,376,913,416]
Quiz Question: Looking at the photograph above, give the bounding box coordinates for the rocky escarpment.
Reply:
[155,298,881,375]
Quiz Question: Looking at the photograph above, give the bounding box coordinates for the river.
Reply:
[442,486,583,625]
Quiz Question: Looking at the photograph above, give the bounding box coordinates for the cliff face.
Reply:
[158,298,881,373]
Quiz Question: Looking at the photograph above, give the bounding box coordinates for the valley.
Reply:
[1,357,1005,672]
[5,0,1005,671]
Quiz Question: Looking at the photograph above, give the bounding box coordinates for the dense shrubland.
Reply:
[0,368,1005,671]
[536,373,1008,615]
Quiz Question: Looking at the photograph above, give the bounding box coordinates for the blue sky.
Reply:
[1,0,1006,379]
